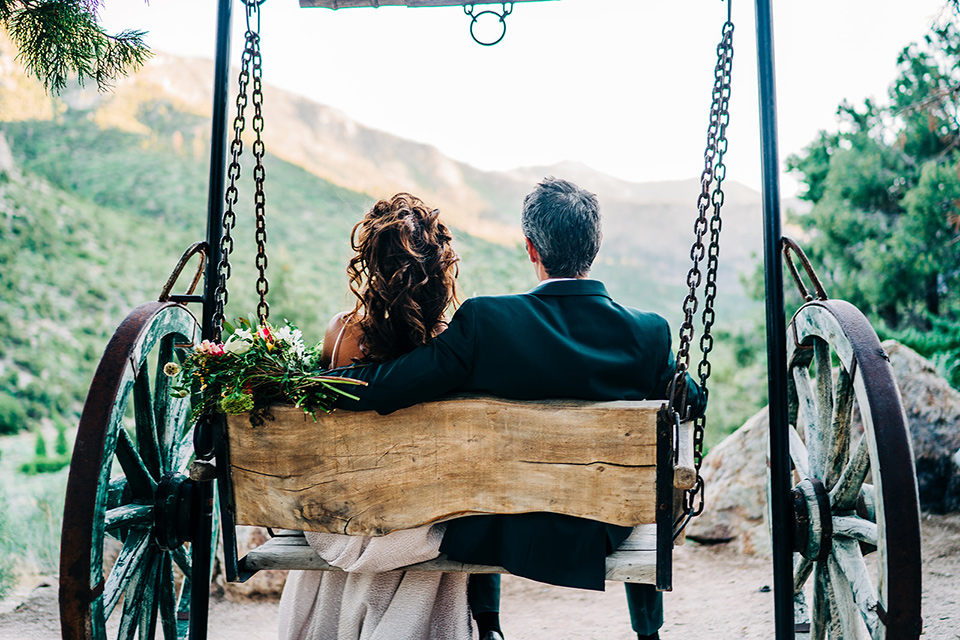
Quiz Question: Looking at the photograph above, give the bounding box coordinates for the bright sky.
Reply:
[100,0,948,196]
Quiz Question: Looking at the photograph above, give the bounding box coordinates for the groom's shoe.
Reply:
[637,634,659,640]
[480,632,505,640]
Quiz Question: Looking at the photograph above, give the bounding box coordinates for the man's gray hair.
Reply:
[521,177,602,278]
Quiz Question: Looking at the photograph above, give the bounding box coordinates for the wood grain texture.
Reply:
[674,421,696,490]
[227,397,661,535]
[242,524,658,584]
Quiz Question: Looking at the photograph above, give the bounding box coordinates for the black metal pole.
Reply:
[754,1,793,639]
[191,1,233,639]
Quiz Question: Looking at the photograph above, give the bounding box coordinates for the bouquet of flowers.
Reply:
[169,317,365,421]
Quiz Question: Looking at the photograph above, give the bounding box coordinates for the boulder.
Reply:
[883,341,960,513]
[685,407,771,556]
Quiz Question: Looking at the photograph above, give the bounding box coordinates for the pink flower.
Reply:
[197,340,225,356]
[258,325,273,342]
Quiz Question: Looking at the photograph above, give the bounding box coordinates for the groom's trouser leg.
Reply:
[467,573,500,614]
[625,583,663,635]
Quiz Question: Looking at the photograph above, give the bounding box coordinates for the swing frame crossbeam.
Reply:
[199,0,786,638]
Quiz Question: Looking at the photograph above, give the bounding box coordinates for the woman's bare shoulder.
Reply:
[321,311,363,369]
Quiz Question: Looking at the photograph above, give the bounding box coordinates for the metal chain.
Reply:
[249,10,270,326]
[214,19,255,342]
[675,17,734,520]
[212,2,269,340]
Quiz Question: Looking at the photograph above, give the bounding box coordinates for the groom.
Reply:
[337,177,705,640]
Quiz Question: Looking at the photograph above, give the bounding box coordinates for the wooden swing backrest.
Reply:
[224,395,692,536]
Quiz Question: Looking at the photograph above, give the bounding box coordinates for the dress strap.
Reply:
[329,319,350,368]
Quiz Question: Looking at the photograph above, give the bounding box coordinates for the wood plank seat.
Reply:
[222,396,692,586]
[242,525,657,584]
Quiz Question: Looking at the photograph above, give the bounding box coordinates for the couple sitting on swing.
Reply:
[278,177,705,640]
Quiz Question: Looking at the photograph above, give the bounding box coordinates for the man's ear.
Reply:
[525,237,539,264]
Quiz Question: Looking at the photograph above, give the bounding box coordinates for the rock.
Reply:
[686,407,771,556]
[217,526,288,601]
[883,341,960,513]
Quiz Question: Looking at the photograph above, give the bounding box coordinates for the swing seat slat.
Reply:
[241,524,658,584]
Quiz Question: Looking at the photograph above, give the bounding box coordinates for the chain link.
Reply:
[212,2,269,339]
[676,18,734,520]
[250,16,270,325]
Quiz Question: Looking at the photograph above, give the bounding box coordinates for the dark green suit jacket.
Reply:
[337,279,705,590]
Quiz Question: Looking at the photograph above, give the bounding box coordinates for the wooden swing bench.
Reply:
[219,395,696,590]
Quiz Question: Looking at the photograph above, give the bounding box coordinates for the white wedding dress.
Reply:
[278,523,471,640]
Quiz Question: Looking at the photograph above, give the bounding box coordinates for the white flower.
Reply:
[233,328,253,341]
[224,336,252,355]
[275,326,306,358]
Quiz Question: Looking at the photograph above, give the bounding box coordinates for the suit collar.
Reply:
[529,279,611,298]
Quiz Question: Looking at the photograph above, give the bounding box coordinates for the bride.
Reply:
[278,193,471,640]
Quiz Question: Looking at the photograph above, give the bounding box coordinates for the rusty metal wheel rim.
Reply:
[786,300,922,639]
[60,302,200,640]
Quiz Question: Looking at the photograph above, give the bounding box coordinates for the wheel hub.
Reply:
[791,477,832,562]
[154,472,198,550]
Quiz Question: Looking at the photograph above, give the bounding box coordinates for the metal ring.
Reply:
[468,9,508,46]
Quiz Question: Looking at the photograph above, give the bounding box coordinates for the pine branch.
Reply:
[4,0,151,94]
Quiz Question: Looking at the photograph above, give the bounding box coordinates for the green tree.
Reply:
[786,14,960,334]
[1,0,150,93]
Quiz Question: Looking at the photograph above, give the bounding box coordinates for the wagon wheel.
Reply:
[785,300,922,639]
[60,302,215,640]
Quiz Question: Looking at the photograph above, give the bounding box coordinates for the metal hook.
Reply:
[782,236,830,301]
[245,0,265,34]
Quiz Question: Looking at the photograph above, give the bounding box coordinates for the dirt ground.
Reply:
[1,513,957,639]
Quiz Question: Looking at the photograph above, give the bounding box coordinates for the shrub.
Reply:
[0,392,26,434]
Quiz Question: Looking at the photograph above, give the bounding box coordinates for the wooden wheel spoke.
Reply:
[794,554,814,593]
[116,429,158,497]
[832,538,882,638]
[138,553,162,640]
[155,337,177,470]
[133,367,163,478]
[166,398,193,472]
[811,564,829,640]
[812,338,835,483]
[104,503,154,531]
[103,529,152,620]
[825,366,855,490]
[833,516,878,547]
[171,545,192,577]
[789,426,811,479]
[158,553,180,640]
[171,420,195,474]
[793,366,822,474]
[829,435,871,512]
[116,548,157,640]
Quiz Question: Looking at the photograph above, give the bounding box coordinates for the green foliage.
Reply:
[0,486,16,598]
[3,0,151,94]
[176,318,364,421]
[0,392,26,434]
[54,418,68,456]
[782,11,960,388]
[33,430,46,457]
[19,429,69,474]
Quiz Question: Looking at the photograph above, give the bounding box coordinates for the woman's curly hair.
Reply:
[346,193,460,363]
